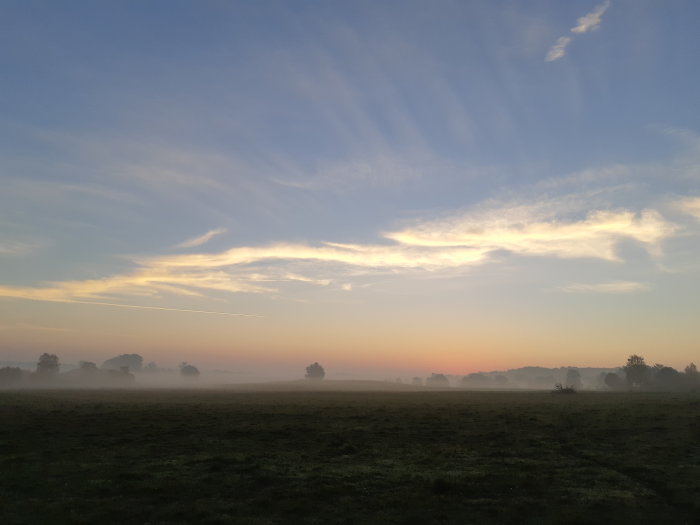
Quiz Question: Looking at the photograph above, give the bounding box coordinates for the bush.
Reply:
[552,383,576,394]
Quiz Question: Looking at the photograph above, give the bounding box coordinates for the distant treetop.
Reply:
[36,353,60,375]
[180,362,200,377]
[102,354,143,373]
[305,362,325,380]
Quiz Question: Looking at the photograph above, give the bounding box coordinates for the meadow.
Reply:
[1,387,699,524]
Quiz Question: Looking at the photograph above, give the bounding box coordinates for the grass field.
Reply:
[1,387,699,524]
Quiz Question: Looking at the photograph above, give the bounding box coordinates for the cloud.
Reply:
[571,1,611,34]
[0,268,273,303]
[545,36,572,62]
[557,281,650,294]
[175,228,227,249]
[0,241,37,256]
[56,301,262,317]
[0,323,74,333]
[385,203,676,261]
[545,1,611,61]
[0,191,679,305]
[672,196,700,220]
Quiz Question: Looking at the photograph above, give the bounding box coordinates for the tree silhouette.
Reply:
[180,363,200,377]
[0,367,23,386]
[79,361,98,373]
[426,373,449,387]
[36,353,60,375]
[305,362,325,380]
[102,354,143,372]
[604,372,624,390]
[623,354,650,390]
[654,365,681,390]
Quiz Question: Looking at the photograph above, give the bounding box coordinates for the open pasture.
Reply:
[1,388,699,524]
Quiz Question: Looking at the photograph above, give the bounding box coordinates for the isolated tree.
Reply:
[623,354,650,390]
[36,353,60,375]
[102,354,143,372]
[685,363,699,377]
[305,362,325,380]
[179,362,200,377]
[565,369,582,390]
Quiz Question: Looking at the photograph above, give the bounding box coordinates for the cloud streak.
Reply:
[63,301,263,317]
[571,0,611,34]
[175,228,227,249]
[546,1,611,61]
[557,281,650,294]
[0,241,37,256]
[545,36,572,62]
[0,190,679,305]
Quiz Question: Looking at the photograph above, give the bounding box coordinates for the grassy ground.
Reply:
[1,388,699,524]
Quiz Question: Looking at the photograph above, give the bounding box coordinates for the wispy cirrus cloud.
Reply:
[0,189,680,306]
[0,322,74,332]
[557,280,651,294]
[546,1,611,61]
[175,228,227,249]
[273,155,424,193]
[0,240,37,256]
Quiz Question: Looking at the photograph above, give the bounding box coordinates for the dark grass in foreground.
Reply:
[1,388,699,524]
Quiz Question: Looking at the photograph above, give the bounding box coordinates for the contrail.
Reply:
[73,300,263,317]
[50,299,263,317]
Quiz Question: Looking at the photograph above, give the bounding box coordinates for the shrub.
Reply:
[552,383,576,394]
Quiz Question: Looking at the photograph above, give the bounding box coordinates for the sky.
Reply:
[1,0,699,379]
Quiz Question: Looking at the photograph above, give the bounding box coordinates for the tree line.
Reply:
[602,355,699,391]
[0,353,201,388]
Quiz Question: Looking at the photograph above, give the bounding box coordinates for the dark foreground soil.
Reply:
[1,389,699,524]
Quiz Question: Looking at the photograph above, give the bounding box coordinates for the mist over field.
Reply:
[2,351,698,394]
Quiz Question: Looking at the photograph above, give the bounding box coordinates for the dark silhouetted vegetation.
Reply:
[552,383,576,394]
[612,355,700,392]
[426,373,449,387]
[305,362,325,380]
[180,363,200,377]
[604,372,625,391]
[36,353,59,376]
[623,354,650,390]
[0,367,23,386]
[102,353,143,372]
